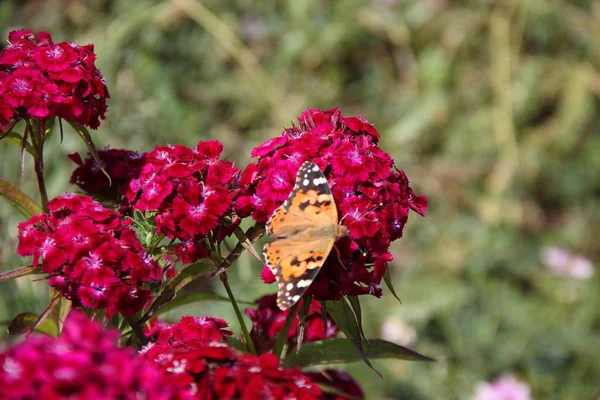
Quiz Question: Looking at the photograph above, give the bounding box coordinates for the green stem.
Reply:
[29,119,49,213]
[273,302,299,359]
[220,272,256,355]
[125,315,148,349]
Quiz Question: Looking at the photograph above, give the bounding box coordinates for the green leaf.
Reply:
[171,262,215,292]
[325,299,381,377]
[7,312,58,336]
[156,292,251,316]
[384,267,402,304]
[228,336,247,352]
[1,131,37,156]
[283,339,435,368]
[0,178,43,218]
[347,296,367,342]
[140,262,215,323]
[0,265,42,282]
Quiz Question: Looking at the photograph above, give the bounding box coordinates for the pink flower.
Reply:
[122,141,240,264]
[17,194,162,317]
[0,30,109,130]
[472,375,532,400]
[142,316,324,399]
[540,247,594,280]
[236,108,427,302]
[0,312,190,400]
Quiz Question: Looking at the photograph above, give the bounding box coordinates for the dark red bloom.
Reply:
[69,148,146,202]
[0,312,190,400]
[246,294,339,354]
[236,108,427,302]
[142,316,323,399]
[0,30,109,130]
[122,141,239,264]
[306,370,365,400]
[17,194,162,317]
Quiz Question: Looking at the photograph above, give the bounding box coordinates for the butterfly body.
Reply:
[263,161,347,310]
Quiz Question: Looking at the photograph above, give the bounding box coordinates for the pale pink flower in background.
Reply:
[380,317,417,347]
[472,375,532,400]
[540,246,594,280]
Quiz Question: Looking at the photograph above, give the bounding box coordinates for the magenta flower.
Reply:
[17,194,162,317]
[540,246,594,280]
[142,316,324,399]
[246,294,339,354]
[0,30,109,130]
[472,375,532,400]
[121,141,239,264]
[0,312,190,400]
[236,108,427,302]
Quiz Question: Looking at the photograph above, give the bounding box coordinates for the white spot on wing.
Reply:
[313,177,327,185]
[292,295,300,302]
[302,179,310,186]
[297,279,312,288]
[312,165,319,172]
[286,282,294,291]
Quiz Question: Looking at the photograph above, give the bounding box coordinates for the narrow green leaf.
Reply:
[156,292,251,316]
[283,339,435,368]
[171,262,215,293]
[7,312,58,336]
[383,267,402,304]
[0,178,43,218]
[228,336,247,353]
[0,266,42,282]
[32,294,61,335]
[326,299,381,377]
[347,296,366,342]
[1,131,37,156]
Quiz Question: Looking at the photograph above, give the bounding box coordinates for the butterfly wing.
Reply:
[263,237,336,310]
[266,161,339,238]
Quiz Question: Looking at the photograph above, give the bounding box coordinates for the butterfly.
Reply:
[263,161,348,310]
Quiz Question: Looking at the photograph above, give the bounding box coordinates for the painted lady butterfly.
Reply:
[263,161,348,310]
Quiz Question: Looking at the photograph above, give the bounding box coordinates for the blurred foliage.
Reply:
[1,0,600,398]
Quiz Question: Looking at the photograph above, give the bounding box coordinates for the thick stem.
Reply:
[220,272,256,355]
[273,302,299,359]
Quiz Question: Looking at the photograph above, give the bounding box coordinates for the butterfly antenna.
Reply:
[340,202,380,227]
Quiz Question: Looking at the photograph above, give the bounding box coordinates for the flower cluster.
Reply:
[17,194,162,316]
[0,312,189,400]
[236,108,427,301]
[246,294,339,354]
[142,316,323,399]
[69,148,146,203]
[122,141,239,264]
[0,30,109,130]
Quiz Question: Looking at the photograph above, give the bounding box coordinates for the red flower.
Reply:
[0,312,190,400]
[0,30,109,130]
[142,316,323,399]
[17,194,162,317]
[246,294,339,354]
[306,370,365,400]
[122,141,239,264]
[236,108,427,302]
[69,148,146,202]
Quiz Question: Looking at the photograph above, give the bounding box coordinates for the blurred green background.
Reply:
[1,0,599,399]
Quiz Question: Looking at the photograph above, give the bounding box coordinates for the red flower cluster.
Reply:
[236,108,427,301]
[0,312,189,400]
[306,370,365,400]
[246,294,339,354]
[17,194,162,316]
[122,141,239,264]
[0,30,109,130]
[69,148,146,202]
[142,316,323,399]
